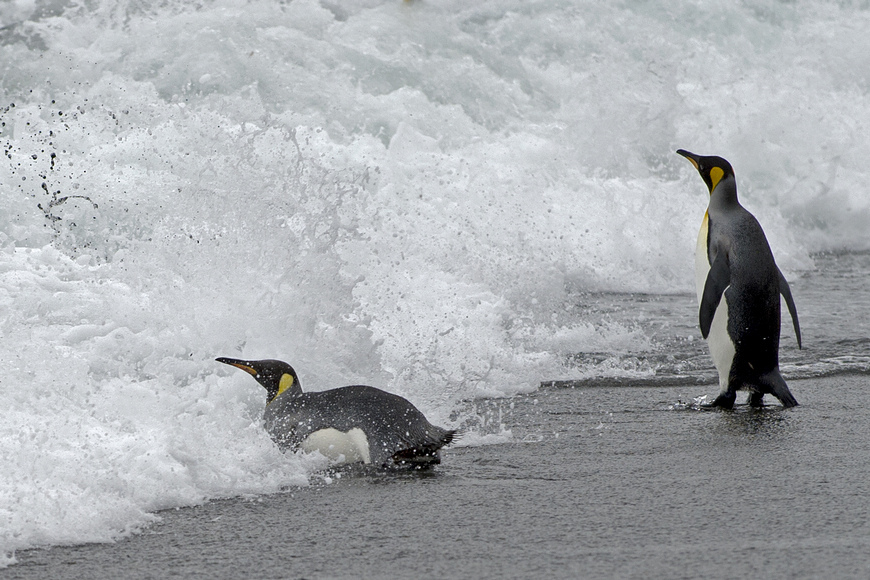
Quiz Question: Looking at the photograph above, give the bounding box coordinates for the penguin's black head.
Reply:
[676,149,734,194]
[216,357,300,404]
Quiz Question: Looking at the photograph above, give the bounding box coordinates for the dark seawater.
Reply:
[558,252,870,389]
[7,375,870,579]
[6,253,870,579]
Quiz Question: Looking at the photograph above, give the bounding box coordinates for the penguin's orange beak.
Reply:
[216,357,258,376]
[676,149,700,171]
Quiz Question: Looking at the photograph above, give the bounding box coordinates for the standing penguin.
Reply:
[676,150,801,409]
[217,357,456,467]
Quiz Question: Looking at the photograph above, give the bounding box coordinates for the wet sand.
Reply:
[6,375,870,579]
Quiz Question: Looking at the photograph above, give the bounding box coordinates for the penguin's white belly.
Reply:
[301,427,371,464]
[696,215,736,389]
[706,298,736,388]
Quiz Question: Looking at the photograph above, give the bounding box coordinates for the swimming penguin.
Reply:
[216,357,456,467]
[676,150,802,409]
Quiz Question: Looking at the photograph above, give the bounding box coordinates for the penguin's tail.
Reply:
[437,426,459,447]
[419,425,458,453]
[391,425,458,467]
[759,369,798,408]
[416,423,458,448]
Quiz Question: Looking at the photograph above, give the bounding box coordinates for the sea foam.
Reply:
[1,0,868,560]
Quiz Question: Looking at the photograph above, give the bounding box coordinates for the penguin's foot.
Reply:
[391,447,442,468]
[748,392,765,408]
[709,391,737,410]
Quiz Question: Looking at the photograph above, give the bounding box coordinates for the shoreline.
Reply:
[6,374,870,579]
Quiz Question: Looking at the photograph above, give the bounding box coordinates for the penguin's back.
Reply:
[707,205,783,370]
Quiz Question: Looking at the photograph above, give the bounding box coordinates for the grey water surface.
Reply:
[8,374,870,579]
[7,252,870,579]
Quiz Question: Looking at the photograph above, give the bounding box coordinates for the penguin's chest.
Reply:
[300,427,372,464]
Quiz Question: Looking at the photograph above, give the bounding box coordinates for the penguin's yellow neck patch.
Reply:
[276,373,294,398]
[709,167,725,191]
[268,373,295,403]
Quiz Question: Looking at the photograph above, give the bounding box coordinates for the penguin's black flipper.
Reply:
[699,252,731,339]
[778,268,802,349]
[759,369,798,408]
